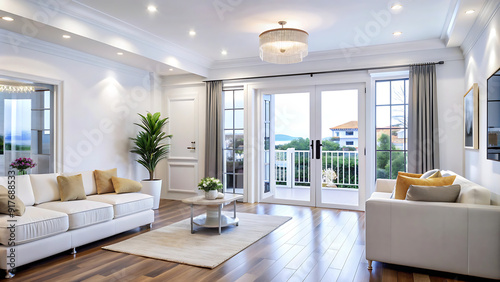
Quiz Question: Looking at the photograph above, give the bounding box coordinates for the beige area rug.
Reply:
[102,212,291,269]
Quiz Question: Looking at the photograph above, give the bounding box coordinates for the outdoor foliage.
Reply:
[376,133,405,179]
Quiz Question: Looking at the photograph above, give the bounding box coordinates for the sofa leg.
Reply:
[367,260,373,270]
[149,223,153,229]
[5,269,14,279]
[71,248,77,255]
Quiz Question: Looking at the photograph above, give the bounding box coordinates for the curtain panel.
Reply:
[408,64,440,173]
[205,81,223,179]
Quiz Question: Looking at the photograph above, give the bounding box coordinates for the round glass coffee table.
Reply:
[182,193,243,234]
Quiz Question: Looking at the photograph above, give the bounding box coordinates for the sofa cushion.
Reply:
[0,175,36,206]
[398,171,423,178]
[451,174,491,205]
[30,173,60,204]
[87,193,153,218]
[94,168,117,194]
[420,169,440,178]
[37,200,113,230]
[394,175,457,200]
[111,177,142,194]
[0,185,25,216]
[57,174,87,201]
[0,206,68,245]
[406,184,461,202]
[61,171,97,195]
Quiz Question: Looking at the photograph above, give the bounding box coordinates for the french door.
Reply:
[260,84,365,210]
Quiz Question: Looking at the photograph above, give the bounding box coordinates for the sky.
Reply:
[274,89,358,139]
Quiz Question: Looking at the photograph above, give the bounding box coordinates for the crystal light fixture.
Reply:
[259,21,309,64]
[0,84,35,93]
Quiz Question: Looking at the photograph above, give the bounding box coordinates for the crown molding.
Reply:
[440,0,460,45]
[0,29,148,77]
[461,0,500,56]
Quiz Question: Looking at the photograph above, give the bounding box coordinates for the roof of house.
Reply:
[330,121,358,131]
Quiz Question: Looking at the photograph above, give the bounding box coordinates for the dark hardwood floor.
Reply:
[6,200,495,281]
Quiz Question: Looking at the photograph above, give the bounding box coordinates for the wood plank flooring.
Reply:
[6,200,495,281]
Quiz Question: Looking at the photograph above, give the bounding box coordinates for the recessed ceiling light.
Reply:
[117,52,123,55]
[169,68,174,71]
[1,16,14,22]
[465,10,475,14]
[391,4,403,10]
[189,30,196,36]
[147,5,157,12]
[62,35,71,39]
[393,31,402,36]
[221,50,227,55]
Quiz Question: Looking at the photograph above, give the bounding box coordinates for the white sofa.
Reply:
[0,171,154,278]
[365,170,500,280]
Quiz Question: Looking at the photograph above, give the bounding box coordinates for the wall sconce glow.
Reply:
[221,49,228,55]
[391,4,403,10]
[189,30,196,36]
[117,52,123,55]
[166,57,179,67]
[62,35,71,39]
[147,5,157,12]
[393,31,403,36]
[169,68,174,71]
[465,10,475,14]
[0,85,35,93]
[1,16,14,21]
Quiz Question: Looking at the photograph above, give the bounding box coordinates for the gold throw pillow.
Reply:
[398,171,423,178]
[0,185,26,216]
[427,171,442,178]
[394,174,457,200]
[94,168,117,194]
[57,174,87,201]
[111,176,142,194]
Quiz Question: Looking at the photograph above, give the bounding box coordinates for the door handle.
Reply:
[187,141,196,150]
[315,140,322,160]
[310,140,315,159]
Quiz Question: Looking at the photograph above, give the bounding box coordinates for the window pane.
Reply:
[376,151,390,179]
[234,90,244,108]
[376,129,391,150]
[405,80,409,105]
[265,100,270,121]
[234,152,244,173]
[225,174,234,190]
[391,129,405,150]
[391,151,405,179]
[224,91,233,108]
[224,110,233,129]
[391,106,405,128]
[376,81,390,105]
[376,106,390,128]
[391,80,405,104]
[225,150,234,173]
[235,130,244,150]
[234,109,244,129]
[224,130,234,149]
[235,174,244,192]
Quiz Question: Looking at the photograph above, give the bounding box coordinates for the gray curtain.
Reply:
[205,81,223,179]
[408,64,440,173]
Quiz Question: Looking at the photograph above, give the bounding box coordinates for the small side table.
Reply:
[182,193,243,234]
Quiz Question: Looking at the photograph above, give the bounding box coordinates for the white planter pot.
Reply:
[205,190,218,200]
[141,180,162,209]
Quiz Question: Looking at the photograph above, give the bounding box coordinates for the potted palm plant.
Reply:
[131,112,172,209]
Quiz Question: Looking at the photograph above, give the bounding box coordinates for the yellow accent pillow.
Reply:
[398,171,423,178]
[427,171,442,178]
[111,176,142,194]
[0,185,25,216]
[394,174,457,200]
[94,168,117,194]
[57,174,87,201]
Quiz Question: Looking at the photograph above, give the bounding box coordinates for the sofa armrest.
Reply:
[375,179,396,193]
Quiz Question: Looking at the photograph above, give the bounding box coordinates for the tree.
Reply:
[276,138,310,150]
[377,133,391,169]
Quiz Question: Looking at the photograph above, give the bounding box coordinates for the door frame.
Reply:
[256,83,366,210]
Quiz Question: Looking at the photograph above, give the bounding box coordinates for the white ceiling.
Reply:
[0,0,488,76]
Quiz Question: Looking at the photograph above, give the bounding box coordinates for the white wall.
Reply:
[464,7,500,195]
[0,31,155,182]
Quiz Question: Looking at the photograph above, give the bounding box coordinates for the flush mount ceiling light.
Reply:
[259,21,308,64]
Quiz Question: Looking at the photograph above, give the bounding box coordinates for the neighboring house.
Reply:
[376,127,406,150]
[330,121,358,148]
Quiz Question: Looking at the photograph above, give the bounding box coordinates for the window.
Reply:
[223,88,244,194]
[375,78,408,179]
[0,84,55,176]
[346,141,354,146]
[345,131,354,136]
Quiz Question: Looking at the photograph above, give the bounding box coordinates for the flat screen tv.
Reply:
[487,67,500,160]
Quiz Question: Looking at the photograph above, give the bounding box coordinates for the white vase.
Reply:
[141,179,162,209]
[205,190,218,200]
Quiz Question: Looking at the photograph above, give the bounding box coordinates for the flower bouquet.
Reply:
[10,157,37,175]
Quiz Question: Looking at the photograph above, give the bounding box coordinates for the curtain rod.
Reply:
[204,61,444,83]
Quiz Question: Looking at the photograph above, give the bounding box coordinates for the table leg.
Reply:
[190,204,194,234]
[218,204,222,235]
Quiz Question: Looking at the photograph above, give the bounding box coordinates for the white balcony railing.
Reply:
[275,149,359,188]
